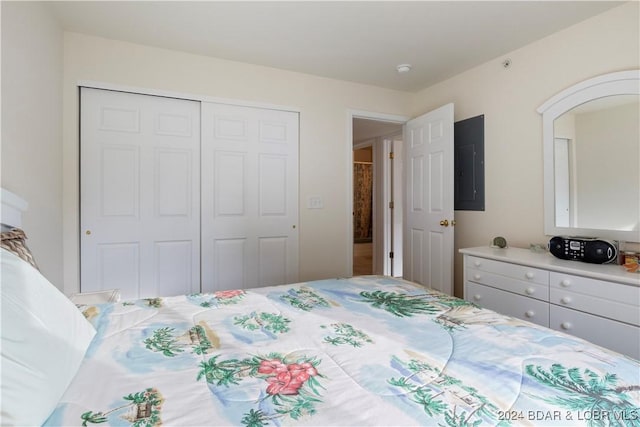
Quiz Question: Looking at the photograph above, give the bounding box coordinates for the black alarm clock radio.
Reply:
[548,236,617,264]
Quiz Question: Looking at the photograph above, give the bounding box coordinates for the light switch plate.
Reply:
[308,196,324,209]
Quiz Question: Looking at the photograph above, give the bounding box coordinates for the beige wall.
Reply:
[2,2,637,297]
[1,2,63,286]
[410,2,639,297]
[61,32,412,295]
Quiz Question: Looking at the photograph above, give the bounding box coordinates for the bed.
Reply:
[2,191,639,426]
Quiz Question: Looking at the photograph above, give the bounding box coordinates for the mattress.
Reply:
[46,276,640,426]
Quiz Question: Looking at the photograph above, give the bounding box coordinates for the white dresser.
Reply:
[460,246,640,359]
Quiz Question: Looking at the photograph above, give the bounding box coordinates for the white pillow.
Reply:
[1,248,96,426]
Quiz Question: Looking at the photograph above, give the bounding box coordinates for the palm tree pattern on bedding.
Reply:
[47,276,640,427]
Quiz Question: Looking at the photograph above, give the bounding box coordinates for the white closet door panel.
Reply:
[202,103,298,292]
[155,112,193,137]
[259,236,287,287]
[215,116,249,140]
[98,243,140,291]
[155,149,192,217]
[154,240,193,296]
[100,145,139,217]
[215,151,246,216]
[260,120,289,142]
[81,88,201,300]
[211,238,247,289]
[259,154,288,216]
[99,106,140,132]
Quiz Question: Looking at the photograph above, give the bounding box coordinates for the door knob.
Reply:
[439,219,449,227]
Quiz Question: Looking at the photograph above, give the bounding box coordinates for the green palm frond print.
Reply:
[234,312,291,334]
[388,357,508,427]
[190,325,214,355]
[143,298,162,308]
[241,409,272,427]
[80,388,163,427]
[321,322,373,347]
[144,327,184,357]
[526,364,640,426]
[81,411,107,426]
[281,288,330,311]
[359,290,441,317]
[144,325,213,357]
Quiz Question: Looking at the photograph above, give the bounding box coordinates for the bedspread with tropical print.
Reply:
[46,276,640,426]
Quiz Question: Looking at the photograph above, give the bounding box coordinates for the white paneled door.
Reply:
[81,88,201,299]
[403,104,454,295]
[201,103,299,292]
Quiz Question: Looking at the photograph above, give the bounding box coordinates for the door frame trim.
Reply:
[346,110,409,277]
[78,80,302,113]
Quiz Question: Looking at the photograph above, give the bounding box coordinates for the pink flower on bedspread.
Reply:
[214,289,245,299]
[258,359,287,375]
[262,361,319,395]
[266,371,302,395]
[288,362,318,381]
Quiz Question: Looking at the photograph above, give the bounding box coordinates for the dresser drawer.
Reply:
[465,281,549,327]
[550,305,640,360]
[466,256,549,286]
[550,272,640,326]
[465,268,549,301]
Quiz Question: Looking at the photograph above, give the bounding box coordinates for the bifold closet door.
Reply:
[201,102,299,292]
[80,87,201,300]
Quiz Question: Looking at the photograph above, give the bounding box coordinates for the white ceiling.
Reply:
[48,1,622,93]
[353,118,403,144]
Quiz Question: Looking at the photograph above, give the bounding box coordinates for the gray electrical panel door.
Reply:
[454,115,484,211]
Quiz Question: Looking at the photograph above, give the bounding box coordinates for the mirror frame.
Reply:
[537,70,640,242]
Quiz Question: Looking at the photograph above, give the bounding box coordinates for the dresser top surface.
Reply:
[460,246,640,287]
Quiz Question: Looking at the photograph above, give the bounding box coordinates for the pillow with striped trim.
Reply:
[0,228,38,270]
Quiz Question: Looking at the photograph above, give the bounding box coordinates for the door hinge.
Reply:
[389,152,394,159]
[389,201,394,209]
[389,251,394,259]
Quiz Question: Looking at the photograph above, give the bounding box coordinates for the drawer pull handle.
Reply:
[473,294,482,301]
[561,297,572,305]
[560,279,571,287]
[474,261,481,267]
[473,274,482,281]
[525,272,535,280]
[525,287,535,295]
[525,310,535,318]
[561,322,572,330]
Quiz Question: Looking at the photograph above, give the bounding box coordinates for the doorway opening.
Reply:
[351,116,404,277]
[353,145,373,275]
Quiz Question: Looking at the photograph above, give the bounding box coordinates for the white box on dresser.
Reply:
[461,246,640,360]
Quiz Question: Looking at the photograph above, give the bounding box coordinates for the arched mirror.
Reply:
[538,70,640,242]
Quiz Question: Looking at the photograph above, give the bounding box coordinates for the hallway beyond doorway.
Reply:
[353,242,372,276]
